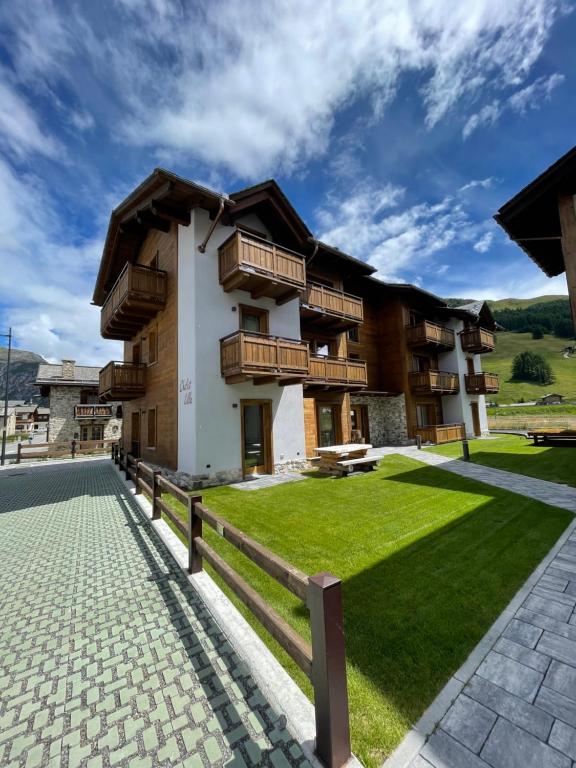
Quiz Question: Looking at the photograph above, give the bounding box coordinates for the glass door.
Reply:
[242,401,271,475]
[318,405,337,447]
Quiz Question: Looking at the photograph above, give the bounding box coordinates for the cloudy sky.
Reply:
[0,0,574,364]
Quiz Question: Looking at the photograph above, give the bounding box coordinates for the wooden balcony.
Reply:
[409,370,460,394]
[460,327,496,354]
[219,231,306,304]
[74,405,114,419]
[300,282,363,332]
[99,362,146,401]
[304,355,367,391]
[406,320,455,351]
[465,372,500,395]
[415,423,464,444]
[101,263,167,340]
[220,331,309,385]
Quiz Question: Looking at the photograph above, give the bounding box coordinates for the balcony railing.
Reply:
[465,372,500,395]
[99,362,146,401]
[406,320,455,350]
[460,327,496,354]
[101,263,167,340]
[74,405,114,419]
[409,370,460,394]
[300,282,363,331]
[220,331,310,384]
[415,423,464,444]
[305,355,367,390]
[219,231,306,303]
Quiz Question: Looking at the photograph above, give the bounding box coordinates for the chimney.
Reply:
[61,360,76,380]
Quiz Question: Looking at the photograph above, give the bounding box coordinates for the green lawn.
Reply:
[162,455,571,766]
[428,434,576,488]
[488,332,576,403]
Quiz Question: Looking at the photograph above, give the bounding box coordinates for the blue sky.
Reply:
[0,0,575,364]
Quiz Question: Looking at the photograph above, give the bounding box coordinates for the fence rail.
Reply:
[16,439,117,462]
[113,444,351,768]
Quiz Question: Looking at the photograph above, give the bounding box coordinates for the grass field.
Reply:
[164,456,570,766]
[487,404,576,430]
[487,331,576,403]
[428,434,576,487]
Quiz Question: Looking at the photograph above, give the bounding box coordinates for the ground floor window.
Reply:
[317,404,339,447]
[416,404,434,428]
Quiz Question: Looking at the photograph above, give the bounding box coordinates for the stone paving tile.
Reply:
[0,463,312,768]
[476,651,543,702]
[480,718,571,768]
[440,695,496,753]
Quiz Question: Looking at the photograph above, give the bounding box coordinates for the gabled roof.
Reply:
[437,300,496,329]
[36,363,100,387]
[495,145,576,277]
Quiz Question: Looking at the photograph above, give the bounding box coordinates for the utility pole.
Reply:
[1,327,12,466]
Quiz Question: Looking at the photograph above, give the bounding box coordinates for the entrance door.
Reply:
[318,404,338,447]
[241,401,272,476]
[131,411,140,457]
[350,405,369,443]
[470,402,481,437]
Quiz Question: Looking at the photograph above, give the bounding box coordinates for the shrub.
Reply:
[531,326,544,340]
[512,351,554,385]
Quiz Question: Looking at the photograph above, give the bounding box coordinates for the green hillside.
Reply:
[487,332,576,404]
[487,295,568,311]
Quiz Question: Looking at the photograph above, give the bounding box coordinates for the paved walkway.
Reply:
[0,462,313,768]
[368,446,576,514]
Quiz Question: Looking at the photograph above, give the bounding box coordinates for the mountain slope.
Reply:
[0,347,47,402]
[487,295,568,311]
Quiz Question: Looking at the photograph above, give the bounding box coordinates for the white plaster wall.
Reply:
[178,208,306,477]
[438,318,489,438]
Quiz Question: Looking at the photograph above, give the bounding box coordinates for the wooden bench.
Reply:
[335,456,379,476]
[528,430,576,446]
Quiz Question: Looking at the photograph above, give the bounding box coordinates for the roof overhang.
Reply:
[93,169,233,306]
[494,146,576,277]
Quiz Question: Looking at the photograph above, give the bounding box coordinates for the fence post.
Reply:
[125,454,131,482]
[135,461,142,495]
[71,440,77,459]
[187,495,203,575]
[415,434,422,450]
[308,573,351,768]
[151,470,162,520]
[17,442,21,464]
[461,424,470,461]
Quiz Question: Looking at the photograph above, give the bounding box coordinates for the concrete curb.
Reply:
[112,463,363,768]
[383,515,576,768]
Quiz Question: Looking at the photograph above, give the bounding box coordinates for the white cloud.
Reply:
[473,232,494,253]
[442,262,569,301]
[463,102,502,139]
[0,0,566,177]
[69,110,95,132]
[0,79,61,159]
[0,158,121,364]
[459,177,496,192]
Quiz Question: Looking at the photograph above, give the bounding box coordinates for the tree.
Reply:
[554,320,575,339]
[512,351,554,385]
[531,326,544,339]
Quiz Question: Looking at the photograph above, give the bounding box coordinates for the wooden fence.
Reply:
[16,439,116,463]
[113,444,351,768]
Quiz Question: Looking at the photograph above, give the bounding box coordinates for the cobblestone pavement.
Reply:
[0,462,313,768]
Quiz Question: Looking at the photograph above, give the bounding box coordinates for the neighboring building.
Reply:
[35,360,122,443]
[92,169,498,486]
[34,406,50,433]
[537,393,564,405]
[0,406,16,438]
[495,145,576,331]
[14,404,37,433]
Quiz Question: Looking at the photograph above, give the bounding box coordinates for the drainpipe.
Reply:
[306,238,319,265]
[198,197,226,253]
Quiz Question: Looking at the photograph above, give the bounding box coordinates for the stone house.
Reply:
[0,406,17,438]
[35,359,122,443]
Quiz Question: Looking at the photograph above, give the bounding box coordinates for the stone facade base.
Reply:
[350,393,410,446]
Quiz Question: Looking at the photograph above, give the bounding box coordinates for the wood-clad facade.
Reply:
[93,170,497,486]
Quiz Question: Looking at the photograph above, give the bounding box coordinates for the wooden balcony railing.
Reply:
[409,370,460,394]
[99,361,146,401]
[220,331,310,384]
[74,405,114,419]
[219,231,306,303]
[305,355,367,390]
[300,282,363,330]
[460,327,496,354]
[101,263,167,340]
[465,372,500,394]
[406,320,455,350]
[414,424,464,444]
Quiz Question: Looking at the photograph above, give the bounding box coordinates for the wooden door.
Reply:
[317,404,339,447]
[131,411,141,457]
[470,402,481,437]
[467,357,475,375]
[241,400,272,476]
[350,404,369,443]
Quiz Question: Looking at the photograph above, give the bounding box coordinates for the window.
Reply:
[347,327,359,343]
[147,408,157,448]
[416,404,434,428]
[409,311,423,326]
[412,355,431,372]
[308,274,334,288]
[92,425,103,441]
[239,305,269,334]
[148,329,158,364]
[307,338,335,357]
[132,342,141,364]
[349,353,360,360]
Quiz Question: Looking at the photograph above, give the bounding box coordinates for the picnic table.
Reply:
[314,443,376,476]
[527,429,576,446]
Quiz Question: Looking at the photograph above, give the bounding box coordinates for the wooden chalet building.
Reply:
[93,169,498,486]
[495,145,576,330]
